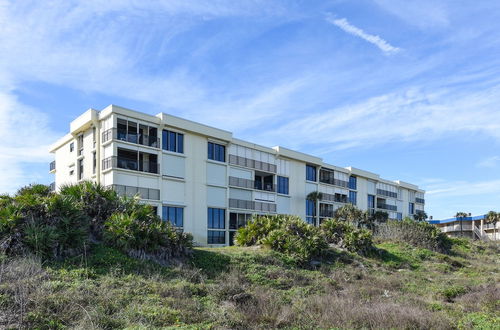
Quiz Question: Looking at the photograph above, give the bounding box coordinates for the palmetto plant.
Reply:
[0,182,192,263]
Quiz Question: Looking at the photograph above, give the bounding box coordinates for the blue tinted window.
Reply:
[208,207,225,229]
[349,191,357,205]
[306,200,315,224]
[409,203,415,215]
[177,134,183,153]
[368,195,375,209]
[162,206,184,227]
[208,142,225,162]
[162,130,184,153]
[349,176,357,190]
[306,165,317,181]
[277,176,289,194]
[208,230,225,244]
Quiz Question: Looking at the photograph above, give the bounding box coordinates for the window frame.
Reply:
[162,129,184,153]
[208,142,226,162]
[306,165,317,182]
[162,206,184,227]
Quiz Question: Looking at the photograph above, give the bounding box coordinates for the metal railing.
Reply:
[321,192,348,203]
[228,176,254,189]
[319,176,349,188]
[102,128,160,148]
[228,176,275,192]
[377,203,397,211]
[416,198,425,204]
[229,198,277,212]
[49,161,56,172]
[110,184,160,200]
[377,189,398,199]
[228,154,277,173]
[102,156,159,174]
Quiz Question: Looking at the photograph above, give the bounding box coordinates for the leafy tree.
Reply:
[485,211,499,241]
[334,204,364,226]
[413,210,428,222]
[455,212,469,238]
[361,210,389,231]
[306,191,323,226]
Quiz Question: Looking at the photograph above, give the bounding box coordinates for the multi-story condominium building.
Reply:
[429,215,499,241]
[49,105,426,246]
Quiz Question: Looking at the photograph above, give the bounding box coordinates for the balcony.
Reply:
[102,156,159,174]
[229,198,277,212]
[376,189,398,199]
[228,154,277,173]
[321,192,348,203]
[416,197,425,204]
[102,128,160,148]
[110,184,160,200]
[377,203,397,211]
[49,182,55,192]
[49,161,56,172]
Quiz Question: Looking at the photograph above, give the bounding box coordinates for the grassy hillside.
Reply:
[1,238,498,329]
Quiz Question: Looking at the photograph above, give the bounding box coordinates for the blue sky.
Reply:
[1,0,499,219]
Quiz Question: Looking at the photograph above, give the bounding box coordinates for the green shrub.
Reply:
[0,182,193,264]
[235,215,327,264]
[376,219,452,253]
[320,219,373,254]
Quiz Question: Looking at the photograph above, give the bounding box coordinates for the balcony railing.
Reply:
[377,203,397,211]
[319,177,349,188]
[321,192,348,203]
[102,128,160,148]
[416,198,425,204]
[49,161,56,172]
[228,154,277,173]
[102,156,159,174]
[377,189,398,199]
[228,176,254,189]
[229,198,277,212]
[110,184,160,200]
[49,182,55,192]
[228,176,275,192]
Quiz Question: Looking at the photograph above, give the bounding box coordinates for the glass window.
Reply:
[409,202,415,215]
[349,191,357,205]
[162,206,184,227]
[70,142,74,152]
[208,230,226,244]
[349,176,357,190]
[306,199,315,224]
[78,159,83,180]
[162,130,184,153]
[368,194,375,209]
[208,142,225,162]
[306,165,317,182]
[277,176,289,194]
[208,207,225,229]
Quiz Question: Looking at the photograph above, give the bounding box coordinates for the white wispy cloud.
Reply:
[476,156,500,168]
[374,0,450,29]
[259,84,500,153]
[326,15,401,54]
